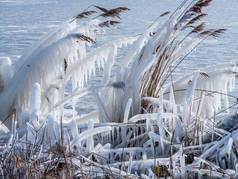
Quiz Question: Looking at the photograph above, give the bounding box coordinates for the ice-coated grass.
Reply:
[1,0,238,178]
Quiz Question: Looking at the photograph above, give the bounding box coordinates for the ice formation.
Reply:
[1,1,238,178]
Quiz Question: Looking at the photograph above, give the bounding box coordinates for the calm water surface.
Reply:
[0,0,238,114]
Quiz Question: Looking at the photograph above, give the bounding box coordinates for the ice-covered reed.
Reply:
[1,0,238,178]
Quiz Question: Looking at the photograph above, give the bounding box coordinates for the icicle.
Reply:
[71,126,112,148]
[157,116,165,154]
[174,116,183,143]
[227,137,233,160]
[67,37,136,92]
[199,131,202,149]
[0,57,13,90]
[116,126,120,143]
[102,46,116,83]
[46,115,59,144]
[197,92,205,117]
[180,154,186,174]
[182,72,199,129]
[159,91,164,114]
[128,153,133,174]
[30,83,41,113]
[87,119,94,152]
[169,86,177,115]
[146,118,151,131]
[224,84,229,112]
[142,150,147,160]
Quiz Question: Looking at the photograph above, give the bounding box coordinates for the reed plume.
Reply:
[99,7,130,19]
[94,5,109,13]
[211,28,227,37]
[186,13,207,25]
[75,10,97,19]
[190,22,206,34]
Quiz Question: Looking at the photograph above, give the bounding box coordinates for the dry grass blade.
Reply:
[74,34,95,43]
[110,21,120,26]
[94,5,109,13]
[64,58,67,74]
[160,11,170,17]
[187,13,207,25]
[99,20,120,28]
[13,155,23,167]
